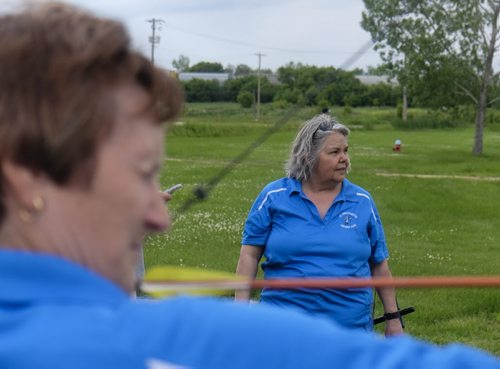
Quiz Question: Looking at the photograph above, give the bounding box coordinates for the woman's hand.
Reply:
[161,191,172,203]
[372,260,405,337]
[161,184,182,203]
[385,318,404,337]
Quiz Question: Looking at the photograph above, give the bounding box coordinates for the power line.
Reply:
[167,24,373,56]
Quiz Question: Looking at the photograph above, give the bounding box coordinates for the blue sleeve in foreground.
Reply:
[132,296,500,369]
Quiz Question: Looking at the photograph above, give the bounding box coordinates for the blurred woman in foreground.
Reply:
[0,3,497,369]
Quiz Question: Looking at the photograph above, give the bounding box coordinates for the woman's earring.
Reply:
[18,196,45,223]
[33,196,44,212]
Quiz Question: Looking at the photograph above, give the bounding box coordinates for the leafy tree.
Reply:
[223,75,277,103]
[276,63,370,107]
[182,79,223,102]
[365,83,400,107]
[362,0,500,155]
[305,85,320,106]
[223,76,253,101]
[234,64,253,77]
[189,61,224,73]
[276,62,303,86]
[350,67,365,75]
[236,76,258,97]
[172,54,190,72]
[274,87,303,105]
[366,64,394,76]
[259,78,279,103]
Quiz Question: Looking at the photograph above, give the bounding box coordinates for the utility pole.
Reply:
[402,85,408,122]
[255,52,266,121]
[402,55,408,123]
[147,18,164,65]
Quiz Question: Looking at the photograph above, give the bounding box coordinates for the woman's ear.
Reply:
[1,160,42,210]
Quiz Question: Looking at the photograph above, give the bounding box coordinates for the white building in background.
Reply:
[177,72,397,87]
[355,75,399,86]
[178,72,230,84]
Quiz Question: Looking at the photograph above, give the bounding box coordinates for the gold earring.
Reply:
[18,196,45,223]
[33,196,44,213]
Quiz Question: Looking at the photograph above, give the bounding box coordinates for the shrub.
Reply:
[237,91,254,108]
[272,100,289,109]
[390,108,472,129]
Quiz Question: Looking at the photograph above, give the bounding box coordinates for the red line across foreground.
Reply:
[250,276,500,289]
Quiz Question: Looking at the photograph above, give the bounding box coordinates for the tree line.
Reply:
[175,59,401,109]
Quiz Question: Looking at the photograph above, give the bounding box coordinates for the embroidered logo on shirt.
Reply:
[146,358,190,369]
[339,212,358,229]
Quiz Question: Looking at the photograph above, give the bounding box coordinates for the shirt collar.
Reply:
[288,178,303,195]
[289,178,359,202]
[336,178,356,202]
[0,249,128,305]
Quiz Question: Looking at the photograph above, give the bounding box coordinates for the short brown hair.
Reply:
[0,2,184,222]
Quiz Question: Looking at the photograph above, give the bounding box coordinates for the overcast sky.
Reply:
[2,0,384,72]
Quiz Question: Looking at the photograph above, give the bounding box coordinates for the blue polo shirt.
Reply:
[1,249,498,369]
[242,177,389,330]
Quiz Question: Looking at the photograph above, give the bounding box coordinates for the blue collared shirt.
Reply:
[0,249,498,369]
[242,178,389,330]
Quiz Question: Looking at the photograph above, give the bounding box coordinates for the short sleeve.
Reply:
[241,189,274,246]
[367,198,389,264]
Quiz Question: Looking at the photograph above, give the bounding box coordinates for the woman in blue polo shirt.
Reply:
[236,113,403,336]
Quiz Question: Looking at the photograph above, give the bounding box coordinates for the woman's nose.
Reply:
[145,192,171,232]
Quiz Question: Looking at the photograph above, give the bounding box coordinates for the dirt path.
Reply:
[376,172,500,182]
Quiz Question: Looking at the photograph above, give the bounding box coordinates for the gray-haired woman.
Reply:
[236,113,403,336]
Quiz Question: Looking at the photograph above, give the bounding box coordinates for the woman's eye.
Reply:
[139,162,160,181]
[141,169,157,181]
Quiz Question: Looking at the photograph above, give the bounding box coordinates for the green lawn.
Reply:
[145,104,500,355]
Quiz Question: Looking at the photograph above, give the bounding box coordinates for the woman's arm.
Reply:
[235,245,264,301]
[372,259,404,337]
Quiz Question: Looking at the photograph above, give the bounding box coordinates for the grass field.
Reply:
[145,103,500,355]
